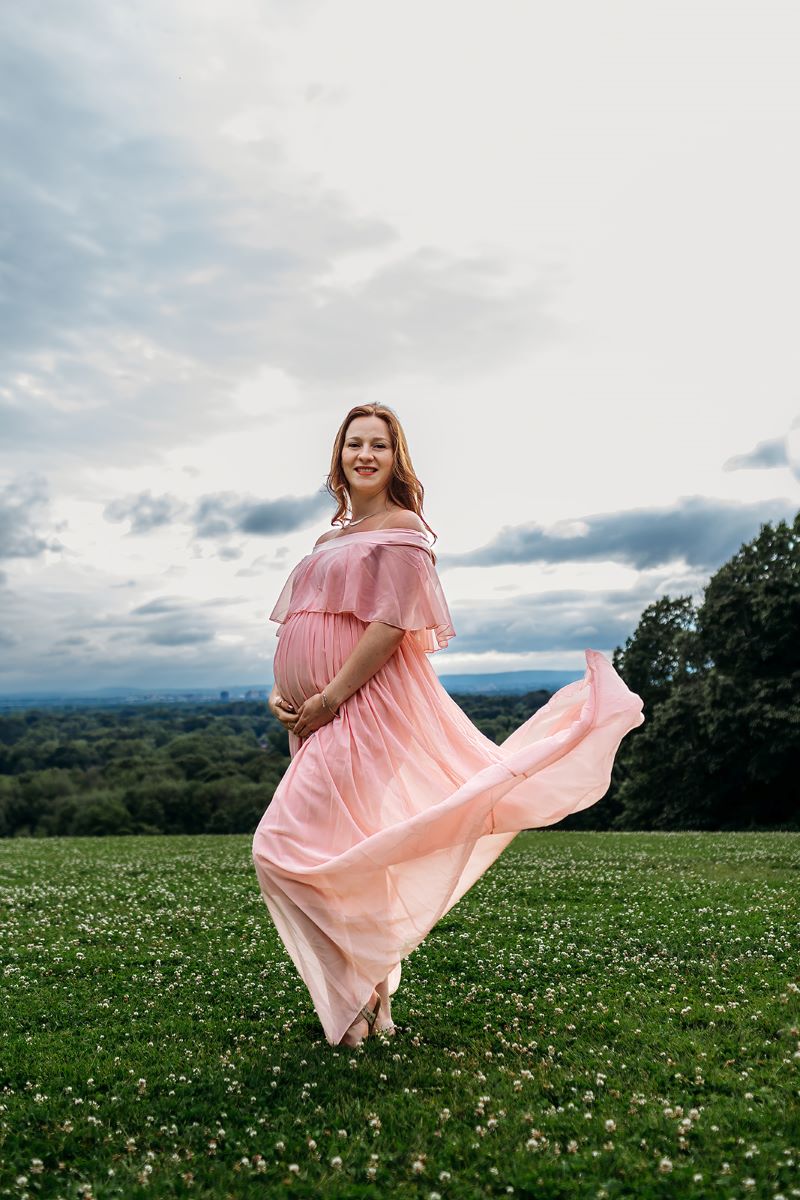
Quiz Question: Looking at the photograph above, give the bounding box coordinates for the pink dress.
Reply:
[252,527,644,1045]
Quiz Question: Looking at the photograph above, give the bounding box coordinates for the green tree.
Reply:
[612,595,698,712]
[612,513,800,831]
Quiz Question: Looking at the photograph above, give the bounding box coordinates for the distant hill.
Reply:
[438,669,584,695]
[0,668,586,711]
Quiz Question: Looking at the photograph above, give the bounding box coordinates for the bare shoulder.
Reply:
[313,529,339,548]
[382,508,427,533]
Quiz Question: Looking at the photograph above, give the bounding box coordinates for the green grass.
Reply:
[1,830,798,1199]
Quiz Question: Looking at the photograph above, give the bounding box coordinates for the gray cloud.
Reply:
[0,11,563,472]
[101,487,333,543]
[141,626,214,647]
[131,595,246,616]
[256,246,563,385]
[0,476,62,561]
[131,598,189,616]
[723,436,790,472]
[192,490,333,538]
[450,583,655,654]
[104,491,188,534]
[440,496,799,573]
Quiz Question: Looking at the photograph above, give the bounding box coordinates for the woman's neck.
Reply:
[348,494,391,523]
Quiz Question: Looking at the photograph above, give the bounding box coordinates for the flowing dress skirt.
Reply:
[252,606,644,1046]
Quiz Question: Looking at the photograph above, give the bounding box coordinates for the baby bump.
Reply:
[272,610,371,710]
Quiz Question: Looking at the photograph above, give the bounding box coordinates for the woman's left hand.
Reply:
[291,692,338,740]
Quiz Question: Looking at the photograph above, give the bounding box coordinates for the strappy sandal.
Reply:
[362,993,381,1038]
[339,992,381,1045]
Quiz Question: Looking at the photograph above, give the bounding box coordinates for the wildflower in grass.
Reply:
[330,1156,342,1169]
[658,1158,673,1173]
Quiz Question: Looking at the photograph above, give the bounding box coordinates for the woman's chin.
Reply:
[347,476,386,492]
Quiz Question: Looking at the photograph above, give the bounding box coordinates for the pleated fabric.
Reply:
[252,528,644,1045]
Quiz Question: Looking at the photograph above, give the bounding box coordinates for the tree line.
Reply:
[1,512,796,836]
[561,511,799,831]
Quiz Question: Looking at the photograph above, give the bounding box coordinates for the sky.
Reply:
[1,0,799,693]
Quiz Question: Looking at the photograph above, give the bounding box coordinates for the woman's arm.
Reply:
[290,620,406,739]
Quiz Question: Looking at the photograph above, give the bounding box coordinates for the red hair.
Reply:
[326,404,438,548]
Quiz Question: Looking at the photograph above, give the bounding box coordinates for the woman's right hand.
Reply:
[268,687,298,730]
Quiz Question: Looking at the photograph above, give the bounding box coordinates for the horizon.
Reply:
[0,664,586,700]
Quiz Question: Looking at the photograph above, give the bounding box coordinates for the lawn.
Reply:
[1,830,798,1199]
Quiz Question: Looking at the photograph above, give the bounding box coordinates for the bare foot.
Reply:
[338,990,380,1047]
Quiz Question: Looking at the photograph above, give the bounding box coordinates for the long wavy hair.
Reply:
[325,404,438,551]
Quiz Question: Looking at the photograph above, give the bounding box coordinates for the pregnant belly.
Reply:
[272,609,372,710]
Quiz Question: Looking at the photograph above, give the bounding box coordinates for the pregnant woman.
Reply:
[252,403,644,1048]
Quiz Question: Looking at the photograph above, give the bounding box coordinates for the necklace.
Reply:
[343,507,388,528]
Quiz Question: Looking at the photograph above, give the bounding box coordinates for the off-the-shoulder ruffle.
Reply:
[269,529,455,653]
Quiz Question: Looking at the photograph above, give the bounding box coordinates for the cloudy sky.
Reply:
[1,0,799,693]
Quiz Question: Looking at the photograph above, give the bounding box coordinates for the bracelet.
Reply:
[321,689,339,714]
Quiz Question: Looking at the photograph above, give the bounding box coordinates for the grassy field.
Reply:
[1,830,798,1199]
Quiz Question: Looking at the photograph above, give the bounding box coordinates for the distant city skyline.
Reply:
[1,1,799,692]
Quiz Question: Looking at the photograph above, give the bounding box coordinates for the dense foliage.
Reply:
[0,704,290,838]
[576,511,799,833]
[0,694,552,838]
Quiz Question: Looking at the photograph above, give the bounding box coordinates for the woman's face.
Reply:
[341,415,394,500]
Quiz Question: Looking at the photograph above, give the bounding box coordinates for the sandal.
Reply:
[363,993,381,1038]
[339,992,381,1045]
